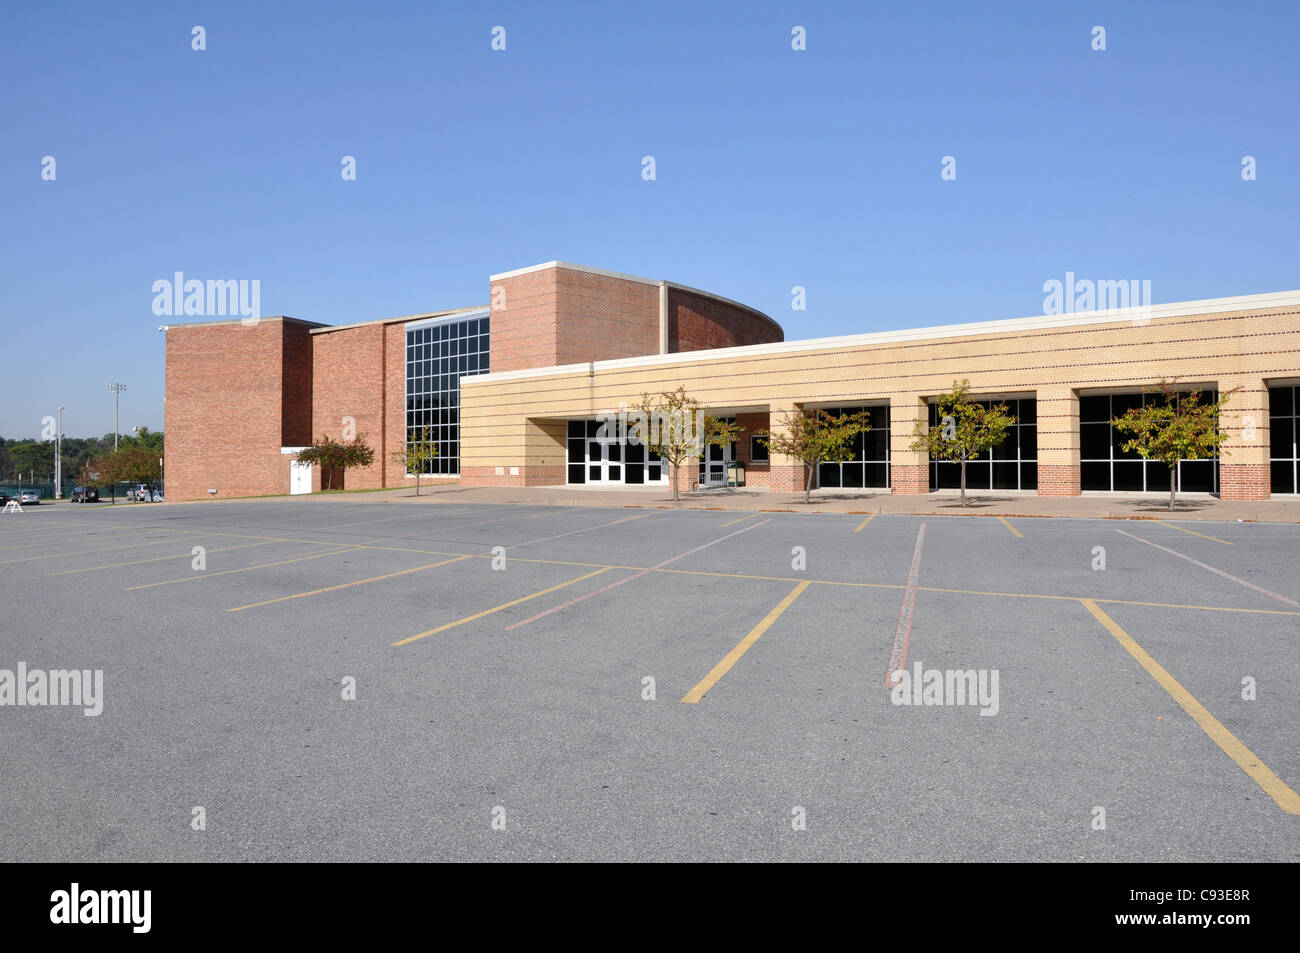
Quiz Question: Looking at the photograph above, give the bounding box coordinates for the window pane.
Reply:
[1268,386,1293,417]
[1082,461,1110,490]
[1270,460,1295,494]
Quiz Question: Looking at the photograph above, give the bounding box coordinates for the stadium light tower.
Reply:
[106,382,127,451]
[55,405,64,498]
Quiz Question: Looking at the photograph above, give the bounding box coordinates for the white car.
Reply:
[17,490,40,505]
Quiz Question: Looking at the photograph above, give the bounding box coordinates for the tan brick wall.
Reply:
[462,303,1300,498]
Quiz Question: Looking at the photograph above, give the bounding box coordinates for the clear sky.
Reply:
[2,1,1296,437]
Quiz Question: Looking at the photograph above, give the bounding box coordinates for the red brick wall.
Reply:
[310,323,387,490]
[489,269,562,373]
[281,323,314,447]
[734,411,771,488]
[165,319,294,502]
[383,323,406,487]
[891,464,930,495]
[1220,463,1271,501]
[1037,464,1082,496]
[667,287,783,352]
[555,270,660,365]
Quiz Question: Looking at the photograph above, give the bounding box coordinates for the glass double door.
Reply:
[699,441,730,486]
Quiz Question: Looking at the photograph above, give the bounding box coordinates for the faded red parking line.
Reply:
[884,523,927,688]
[504,519,772,630]
[1115,529,1300,609]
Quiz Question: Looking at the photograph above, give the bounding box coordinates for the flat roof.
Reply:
[468,288,1300,384]
[163,315,326,331]
[309,305,488,335]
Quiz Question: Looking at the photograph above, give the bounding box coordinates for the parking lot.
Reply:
[1,497,1296,861]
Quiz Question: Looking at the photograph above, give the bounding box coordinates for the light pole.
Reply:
[55,405,63,499]
[106,382,127,451]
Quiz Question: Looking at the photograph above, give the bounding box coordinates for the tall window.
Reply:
[1270,385,1298,494]
[405,313,490,476]
[816,405,891,488]
[1079,390,1219,492]
[928,398,1037,490]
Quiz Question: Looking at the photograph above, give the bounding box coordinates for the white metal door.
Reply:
[290,460,313,494]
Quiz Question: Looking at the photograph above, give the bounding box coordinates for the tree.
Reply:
[910,379,1016,507]
[391,428,439,496]
[1111,381,1234,511]
[637,387,743,501]
[8,440,54,481]
[119,426,164,453]
[762,407,873,504]
[296,434,376,490]
[83,445,161,503]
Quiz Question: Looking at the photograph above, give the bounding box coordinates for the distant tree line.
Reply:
[0,428,163,484]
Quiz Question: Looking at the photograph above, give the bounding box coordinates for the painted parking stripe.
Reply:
[0,532,227,565]
[1115,529,1300,608]
[1081,599,1300,815]
[1151,520,1233,545]
[681,581,811,703]
[54,540,280,574]
[997,516,1023,538]
[884,523,926,688]
[506,512,655,549]
[227,555,475,611]
[125,546,367,590]
[392,568,612,646]
[720,512,759,528]
[503,519,772,631]
[853,514,877,533]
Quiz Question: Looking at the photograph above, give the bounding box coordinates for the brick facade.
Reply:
[1219,464,1271,501]
[164,317,320,503]
[1037,464,1082,497]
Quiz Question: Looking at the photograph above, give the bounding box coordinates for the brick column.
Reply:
[1219,378,1270,500]
[1036,387,1081,496]
[890,395,930,494]
[766,401,807,493]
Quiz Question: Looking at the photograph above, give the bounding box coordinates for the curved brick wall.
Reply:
[667,286,784,352]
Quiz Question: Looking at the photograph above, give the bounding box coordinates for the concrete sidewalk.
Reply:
[351,482,1300,522]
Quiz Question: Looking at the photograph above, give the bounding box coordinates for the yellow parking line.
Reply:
[853,514,877,533]
[54,540,279,574]
[682,581,811,703]
[228,555,474,611]
[997,516,1023,538]
[0,533,225,565]
[1152,520,1234,545]
[392,567,612,647]
[125,547,364,590]
[720,513,759,528]
[1080,598,1300,815]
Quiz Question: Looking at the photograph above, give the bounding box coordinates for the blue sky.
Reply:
[2,1,1296,437]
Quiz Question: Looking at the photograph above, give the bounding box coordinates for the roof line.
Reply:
[466,288,1300,384]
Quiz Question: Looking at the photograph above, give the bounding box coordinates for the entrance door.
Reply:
[586,435,622,485]
[290,460,313,494]
[699,441,730,487]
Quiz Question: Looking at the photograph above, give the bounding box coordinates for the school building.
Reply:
[162,261,1300,503]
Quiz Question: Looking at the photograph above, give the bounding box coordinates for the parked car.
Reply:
[70,486,100,503]
[128,484,152,501]
[17,490,41,505]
